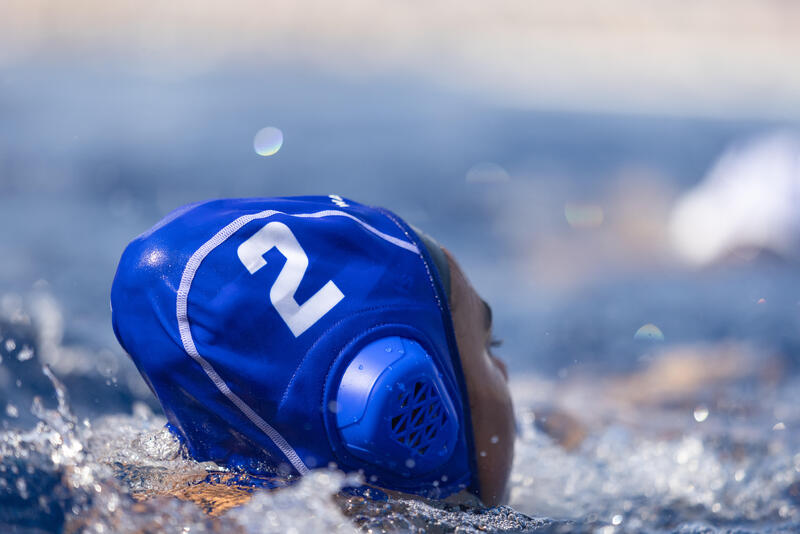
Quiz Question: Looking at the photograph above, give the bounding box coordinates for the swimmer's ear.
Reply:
[410,226,451,300]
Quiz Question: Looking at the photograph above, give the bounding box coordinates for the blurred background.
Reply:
[4,2,800,531]
[1,0,800,435]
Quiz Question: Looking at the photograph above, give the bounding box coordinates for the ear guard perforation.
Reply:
[390,380,448,456]
[334,336,459,476]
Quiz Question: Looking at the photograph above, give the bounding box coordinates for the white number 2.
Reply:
[237,221,344,337]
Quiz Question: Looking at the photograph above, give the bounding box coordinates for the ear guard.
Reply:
[334,336,459,476]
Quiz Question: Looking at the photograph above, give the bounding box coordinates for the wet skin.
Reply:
[444,249,515,506]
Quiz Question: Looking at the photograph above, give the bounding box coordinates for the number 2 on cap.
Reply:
[237,221,344,337]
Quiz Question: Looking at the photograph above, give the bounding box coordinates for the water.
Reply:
[2,63,800,532]
[2,286,800,533]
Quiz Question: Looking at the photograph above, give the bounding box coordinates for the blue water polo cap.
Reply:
[110,196,478,499]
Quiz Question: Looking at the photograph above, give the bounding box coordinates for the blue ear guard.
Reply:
[334,336,459,476]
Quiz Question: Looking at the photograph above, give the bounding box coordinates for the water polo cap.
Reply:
[110,196,479,499]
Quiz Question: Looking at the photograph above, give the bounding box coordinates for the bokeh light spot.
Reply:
[253,126,284,156]
[633,323,664,341]
[693,405,709,422]
[564,203,604,228]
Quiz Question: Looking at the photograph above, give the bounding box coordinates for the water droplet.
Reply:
[5,404,18,418]
[17,345,34,362]
[405,458,416,468]
[15,478,27,499]
[327,400,338,413]
[490,435,499,444]
[358,364,364,370]
[693,406,709,422]
[773,422,786,430]
[4,339,16,352]
[757,297,766,304]
[479,450,487,457]
[146,249,166,266]
[253,126,284,156]
[634,323,664,341]
[612,514,623,525]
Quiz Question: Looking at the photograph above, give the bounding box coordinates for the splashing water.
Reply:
[2,291,800,533]
[0,364,558,533]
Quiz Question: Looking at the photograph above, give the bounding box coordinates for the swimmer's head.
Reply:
[111,196,513,504]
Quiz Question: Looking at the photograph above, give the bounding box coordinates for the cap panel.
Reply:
[111,205,292,472]
[176,201,423,474]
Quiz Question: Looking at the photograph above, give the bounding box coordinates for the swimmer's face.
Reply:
[444,249,514,506]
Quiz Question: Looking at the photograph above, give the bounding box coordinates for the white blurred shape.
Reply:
[669,132,800,265]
